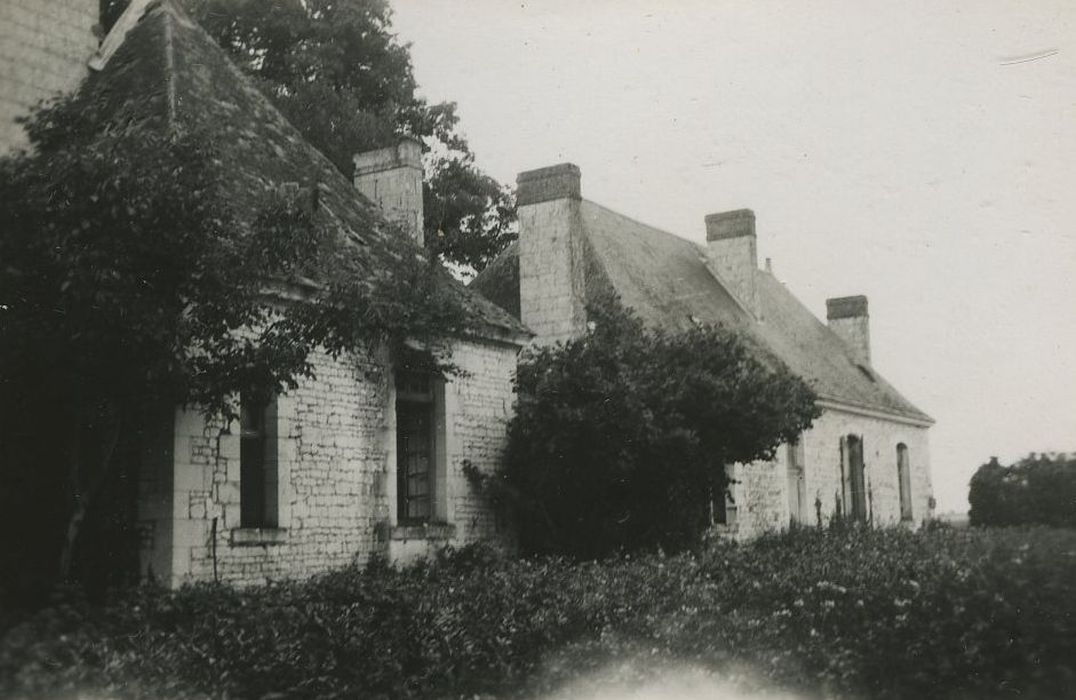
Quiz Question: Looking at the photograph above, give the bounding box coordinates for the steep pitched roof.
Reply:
[471,199,932,423]
[82,0,527,341]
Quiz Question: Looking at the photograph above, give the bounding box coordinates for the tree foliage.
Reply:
[479,299,821,559]
[0,83,467,593]
[102,0,516,273]
[968,453,1076,528]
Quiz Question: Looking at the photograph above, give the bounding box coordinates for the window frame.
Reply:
[841,434,868,523]
[394,367,447,526]
[239,393,279,530]
[787,436,807,525]
[897,443,913,522]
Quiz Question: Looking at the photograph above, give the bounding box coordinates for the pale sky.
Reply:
[392,0,1075,513]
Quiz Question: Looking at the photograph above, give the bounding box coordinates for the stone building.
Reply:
[4,1,933,588]
[1,0,529,587]
[471,164,935,537]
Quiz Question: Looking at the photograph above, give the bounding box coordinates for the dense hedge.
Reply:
[493,299,819,558]
[1,527,1073,699]
[969,453,1076,528]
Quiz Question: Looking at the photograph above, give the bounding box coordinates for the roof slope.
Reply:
[752,274,931,421]
[82,0,526,339]
[471,199,931,422]
[579,201,747,333]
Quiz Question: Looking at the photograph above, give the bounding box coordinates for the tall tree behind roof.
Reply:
[100,0,516,274]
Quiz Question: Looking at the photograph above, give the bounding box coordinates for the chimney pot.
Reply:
[517,163,581,206]
[705,208,756,241]
[826,295,869,320]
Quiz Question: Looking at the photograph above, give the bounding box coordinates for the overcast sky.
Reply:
[392,0,1075,513]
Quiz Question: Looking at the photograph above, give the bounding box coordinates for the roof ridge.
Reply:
[159,2,385,219]
[89,0,156,72]
[162,8,177,127]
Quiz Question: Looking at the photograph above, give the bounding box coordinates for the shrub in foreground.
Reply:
[489,298,819,559]
[1,527,1073,699]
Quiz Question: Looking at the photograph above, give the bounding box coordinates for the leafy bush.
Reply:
[485,299,820,558]
[969,453,1076,528]
[2,528,1073,699]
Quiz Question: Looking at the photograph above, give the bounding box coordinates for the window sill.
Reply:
[230,527,288,547]
[390,522,456,541]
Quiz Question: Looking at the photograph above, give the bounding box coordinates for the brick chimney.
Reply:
[353,138,424,245]
[826,295,871,365]
[705,209,759,318]
[516,163,586,345]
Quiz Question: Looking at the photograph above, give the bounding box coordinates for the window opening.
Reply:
[240,395,277,528]
[787,437,807,524]
[897,443,913,521]
[396,370,435,523]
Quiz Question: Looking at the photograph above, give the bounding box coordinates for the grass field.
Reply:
[1,525,1073,699]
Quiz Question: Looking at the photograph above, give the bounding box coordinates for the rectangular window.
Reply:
[846,435,867,523]
[396,370,435,523]
[240,395,277,528]
[710,464,736,527]
[710,484,728,525]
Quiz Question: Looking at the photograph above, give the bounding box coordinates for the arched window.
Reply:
[897,443,913,521]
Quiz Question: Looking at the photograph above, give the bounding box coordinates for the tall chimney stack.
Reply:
[516,163,586,345]
[705,209,759,318]
[353,138,424,245]
[826,295,871,366]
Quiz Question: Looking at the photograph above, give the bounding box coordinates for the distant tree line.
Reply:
[968,453,1076,528]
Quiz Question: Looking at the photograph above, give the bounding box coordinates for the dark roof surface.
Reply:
[85,1,527,339]
[471,199,932,422]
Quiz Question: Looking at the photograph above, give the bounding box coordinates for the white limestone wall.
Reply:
[141,336,519,588]
[164,347,388,587]
[0,0,98,152]
[728,406,933,539]
[443,338,518,543]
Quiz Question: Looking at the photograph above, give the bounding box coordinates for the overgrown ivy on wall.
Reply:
[0,84,467,593]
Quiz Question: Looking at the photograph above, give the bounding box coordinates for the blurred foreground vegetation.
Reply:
[1,526,1073,699]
